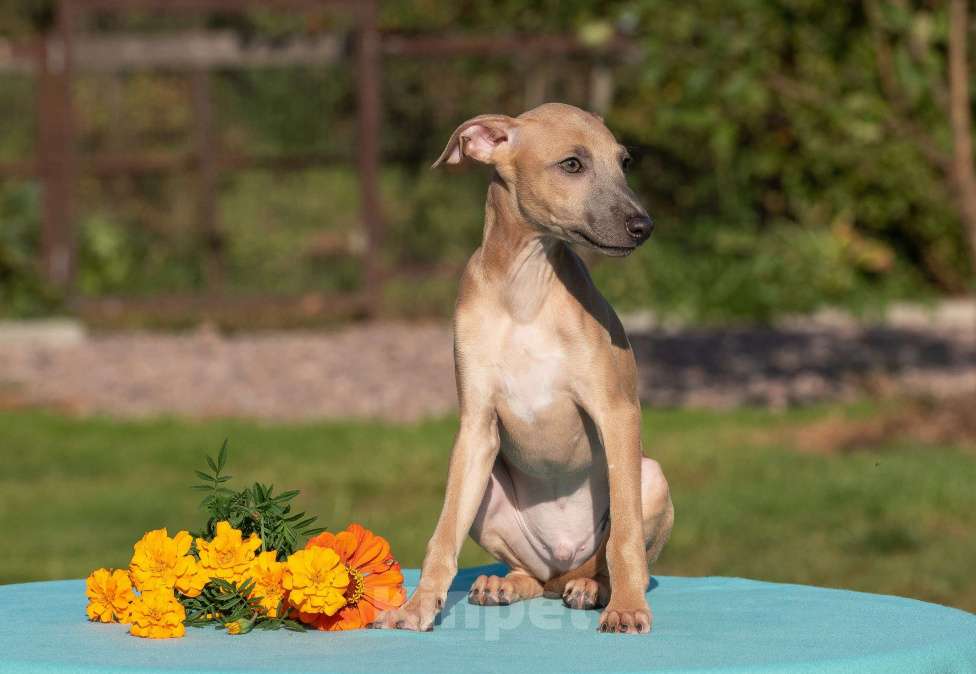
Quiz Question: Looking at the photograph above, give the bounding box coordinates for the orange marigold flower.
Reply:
[196,521,262,585]
[128,588,186,639]
[302,523,407,631]
[129,528,205,597]
[248,550,287,617]
[85,568,136,623]
[283,546,349,621]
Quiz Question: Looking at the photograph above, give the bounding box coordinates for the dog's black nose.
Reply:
[625,214,654,241]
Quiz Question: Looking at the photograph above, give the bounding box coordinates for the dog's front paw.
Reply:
[598,602,652,634]
[370,591,443,632]
[469,574,525,605]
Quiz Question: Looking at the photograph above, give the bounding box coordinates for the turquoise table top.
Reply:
[2,564,975,674]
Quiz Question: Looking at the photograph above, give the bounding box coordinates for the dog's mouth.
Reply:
[571,230,636,257]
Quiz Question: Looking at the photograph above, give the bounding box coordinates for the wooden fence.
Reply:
[0,0,633,324]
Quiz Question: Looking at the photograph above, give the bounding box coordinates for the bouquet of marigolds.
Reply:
[84,443,406,639]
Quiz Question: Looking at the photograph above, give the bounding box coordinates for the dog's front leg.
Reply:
[372,407,500,631]
[592,400,652,634]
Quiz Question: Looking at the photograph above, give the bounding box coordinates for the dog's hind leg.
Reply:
[640,458,675,567]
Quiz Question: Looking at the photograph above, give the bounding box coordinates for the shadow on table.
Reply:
[438,564,661,625]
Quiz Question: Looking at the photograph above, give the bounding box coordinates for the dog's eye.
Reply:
[559,157,583,174]
[621,155,633,172]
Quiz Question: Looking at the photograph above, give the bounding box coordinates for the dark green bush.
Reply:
[0,1,971,323]
[0,183,61,317]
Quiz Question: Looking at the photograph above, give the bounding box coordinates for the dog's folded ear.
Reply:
[432,114,519,168]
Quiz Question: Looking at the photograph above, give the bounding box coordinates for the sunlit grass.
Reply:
[1,406,973,612]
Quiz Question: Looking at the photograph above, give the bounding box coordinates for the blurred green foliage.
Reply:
[0,183,60,316]
[0,1,972,322]
[2,404,975,611]
[597,0,965,320]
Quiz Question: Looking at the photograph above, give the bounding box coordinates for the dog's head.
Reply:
[433,102,652,256]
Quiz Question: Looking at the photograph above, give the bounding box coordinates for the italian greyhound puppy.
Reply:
[372,103,674,635]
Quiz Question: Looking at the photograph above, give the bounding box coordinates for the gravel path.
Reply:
[0,320,973,421]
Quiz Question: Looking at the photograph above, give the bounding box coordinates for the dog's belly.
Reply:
[493,455,610,577]
[494,406,610,577]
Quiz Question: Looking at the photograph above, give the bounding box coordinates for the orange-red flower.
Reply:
[302,523,406,630]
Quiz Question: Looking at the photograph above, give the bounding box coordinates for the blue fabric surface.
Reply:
[2,564,975,674]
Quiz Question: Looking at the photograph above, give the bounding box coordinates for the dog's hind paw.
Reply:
[562,578,605,610]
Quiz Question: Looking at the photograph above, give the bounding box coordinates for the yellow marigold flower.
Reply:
[284,547,349,619]
[85,568,135,623]
[248,550,287,617]
[129,528,205,597]
[196,521,262,584]
[226,621,241,635]
[128,588,186,639]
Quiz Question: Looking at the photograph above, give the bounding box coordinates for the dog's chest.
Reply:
[494,323,568,423]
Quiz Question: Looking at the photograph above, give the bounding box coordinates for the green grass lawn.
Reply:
[1,406,973,612]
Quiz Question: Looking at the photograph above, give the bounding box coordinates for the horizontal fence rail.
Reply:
[0,0,634,326]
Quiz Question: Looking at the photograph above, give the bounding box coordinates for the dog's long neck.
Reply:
[481,175,566,322]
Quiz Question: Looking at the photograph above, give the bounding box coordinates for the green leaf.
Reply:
[293,517,316,530]
[217,439,228,471]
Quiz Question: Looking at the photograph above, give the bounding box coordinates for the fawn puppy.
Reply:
[373,103,673,635]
